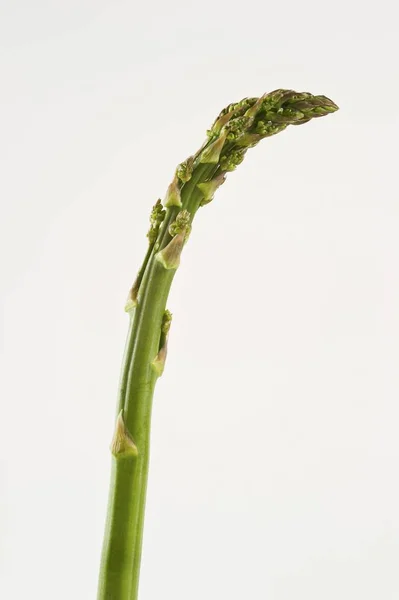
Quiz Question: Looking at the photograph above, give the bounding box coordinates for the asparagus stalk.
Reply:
[97,89,338,600]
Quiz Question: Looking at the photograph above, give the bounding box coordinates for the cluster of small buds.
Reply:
[219,148,247,172]
[161,309,172,335]
[169,209,191,239]
[258,91,338,126]
[176,157,194,183]
[147,199,166,244]
[213,97,257,127]
[209,98,254,136]
[260,89,306,112]
[224,116,254,141]
[156,90,338,229]
[200,91,338,178]
[277,107,306,121]
[255,121,287,136]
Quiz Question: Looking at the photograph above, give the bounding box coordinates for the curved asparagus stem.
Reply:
[97,89,338,600]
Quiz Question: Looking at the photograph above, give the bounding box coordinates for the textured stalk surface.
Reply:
[97,89,338,600]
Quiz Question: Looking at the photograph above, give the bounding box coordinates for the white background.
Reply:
[1,1,398,598]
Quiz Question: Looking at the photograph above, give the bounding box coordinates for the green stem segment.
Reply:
[97,89,338,599]
[98,165,215,600]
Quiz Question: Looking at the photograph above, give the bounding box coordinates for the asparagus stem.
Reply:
[97,89,338,599]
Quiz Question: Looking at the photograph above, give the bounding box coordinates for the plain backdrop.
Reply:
[1,1,398,599]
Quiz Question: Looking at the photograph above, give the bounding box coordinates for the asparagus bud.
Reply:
[197,173,226,206]
[155,232,186,269]
[147,199,165,244]
[151,310,172,376]
[176,157,194,183]
[200,130,228,164]
[164,176,182,207]
[110,411,138,458]
[169,209,191,238]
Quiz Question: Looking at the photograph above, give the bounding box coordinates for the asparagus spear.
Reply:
[97,89,339,600]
